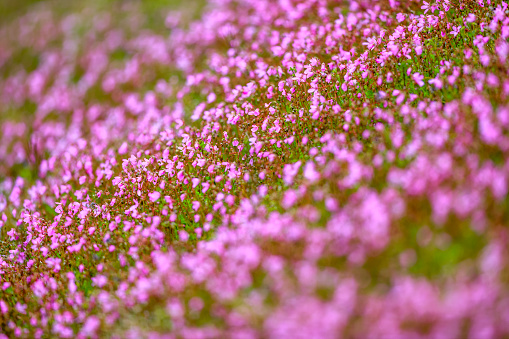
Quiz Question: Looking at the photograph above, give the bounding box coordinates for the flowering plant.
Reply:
[1,0,509,337]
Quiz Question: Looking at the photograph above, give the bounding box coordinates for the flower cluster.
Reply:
[1,0,509,338]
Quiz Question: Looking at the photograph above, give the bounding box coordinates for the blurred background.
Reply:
[0,0,206,38]
[1,0,44,23]
[0,0,205,183]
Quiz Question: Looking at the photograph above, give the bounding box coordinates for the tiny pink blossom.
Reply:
[118,142,128,155]
[91,275,107,288]
[148,191,161,202]
[421,1,430,13]
[179,230,189,242]
[412,72,425,87]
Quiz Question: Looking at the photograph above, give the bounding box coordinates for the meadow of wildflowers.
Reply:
[1,0,509,337]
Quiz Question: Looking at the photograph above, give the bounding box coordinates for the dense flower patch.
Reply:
[1,0,509,337]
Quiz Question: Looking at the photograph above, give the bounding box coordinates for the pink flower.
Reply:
[92,275,107,288]
[282,190,299,209]
[177,170,185,181]
[15,303,26,314]
[118,142,128,155]
[421,1,430,13]
[304,161,320,183]
[496,42,509,62]
[450,26,461,37]
[192,178,200,188]
[362,37,378,50]
[81,316,100,336]
[429,74,443,89]
[202,182,210,193]
[480,117,501,145]
[148,191,161,202]
[0,300,8,314]
[412,72,425,87]
[207,92,216,103]
[179,230,189,242]
[283,161,302,186]
[480,54,490,67]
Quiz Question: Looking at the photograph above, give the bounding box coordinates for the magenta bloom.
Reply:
[148,191,161,202]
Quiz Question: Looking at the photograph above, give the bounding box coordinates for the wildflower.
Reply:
[81,317,100,337]
[412,72,425,87]
[450,26,461,37]
[362,37,378,50]
[179,230,189,242]
[92,275,107,288]
[304,161,320,183]
[148,191,161,202]
[15,303,27,315]
[118,142,128,155]
[428,77,443,89]
[396,13,406,22]
[0,300,8,314]
[421,1,430,13]
[466,13,476,23]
